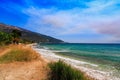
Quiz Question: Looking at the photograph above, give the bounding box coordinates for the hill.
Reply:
[0,23,64,43]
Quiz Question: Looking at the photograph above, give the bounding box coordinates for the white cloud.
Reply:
[23,0,120,42]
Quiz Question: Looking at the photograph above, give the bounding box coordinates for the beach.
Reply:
[32,44,120,80]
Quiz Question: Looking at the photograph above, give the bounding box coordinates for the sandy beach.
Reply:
[32,45,120,80]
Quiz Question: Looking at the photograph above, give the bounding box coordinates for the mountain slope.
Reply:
[0,23,64,43]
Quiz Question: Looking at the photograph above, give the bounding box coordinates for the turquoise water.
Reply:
[39,43,120,70]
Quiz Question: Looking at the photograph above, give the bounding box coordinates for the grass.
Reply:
[48,60,93,80]
[0,44,40,63]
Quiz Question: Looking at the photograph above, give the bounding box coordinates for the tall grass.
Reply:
[48,60,93,80]
[0,45,40,63]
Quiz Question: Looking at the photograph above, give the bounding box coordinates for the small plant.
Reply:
[48,60,92,80]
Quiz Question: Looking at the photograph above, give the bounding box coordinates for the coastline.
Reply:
[32,44,119,80]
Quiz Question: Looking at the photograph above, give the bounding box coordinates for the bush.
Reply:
[48,60,92,80]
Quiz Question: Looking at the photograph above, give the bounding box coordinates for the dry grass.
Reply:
[0,44,43,63]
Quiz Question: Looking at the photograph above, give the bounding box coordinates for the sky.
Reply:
[0,0,120,43]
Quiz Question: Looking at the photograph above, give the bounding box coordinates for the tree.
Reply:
[11,29,22,44]
[12,29,22,38]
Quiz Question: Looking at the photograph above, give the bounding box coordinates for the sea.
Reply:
[36,43,120,80]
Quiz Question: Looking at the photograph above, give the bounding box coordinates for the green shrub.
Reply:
[0,31,12,45]
[48,60,92,80]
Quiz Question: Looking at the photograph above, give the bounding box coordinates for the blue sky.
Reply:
[0,0,120,43]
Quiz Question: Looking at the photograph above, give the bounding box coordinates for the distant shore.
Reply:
[32,44,120,80]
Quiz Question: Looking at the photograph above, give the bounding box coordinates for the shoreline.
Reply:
[32,45,115,80]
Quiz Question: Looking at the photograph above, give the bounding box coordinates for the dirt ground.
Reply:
[0,60,48,80]
[0,45,49,80]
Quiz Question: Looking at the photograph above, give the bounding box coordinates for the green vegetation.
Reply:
[0,30,32,45]
[0,30,22,45]
[48,60,92,80]
[0,31,12,45]
[0,45,40,63]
